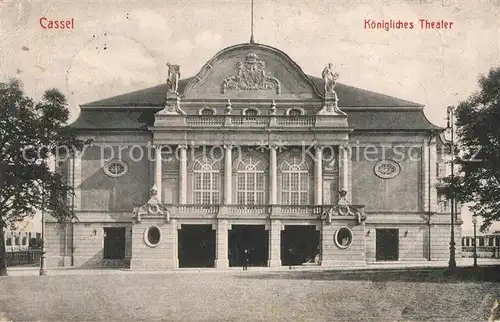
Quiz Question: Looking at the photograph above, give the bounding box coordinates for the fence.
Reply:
[5,249,42,266]
[462,246,500,258]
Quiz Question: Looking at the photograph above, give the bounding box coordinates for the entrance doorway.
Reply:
[103,227,126,259]
[228,225,268,267]
[178,225,215,268]
[281,225,320,266]
[376,229,399,261]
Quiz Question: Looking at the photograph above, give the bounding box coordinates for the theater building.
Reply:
[45,41,462,269]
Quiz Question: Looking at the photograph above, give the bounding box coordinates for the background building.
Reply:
[45,42,461,269]
[3,212,42,252]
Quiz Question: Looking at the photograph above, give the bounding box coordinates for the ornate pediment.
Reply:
[133,185,170,223]
[320,190,367,224]
[182,44,323,100]
[221,53,281,94]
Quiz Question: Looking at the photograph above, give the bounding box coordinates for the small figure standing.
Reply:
[242,248,250,271]
[166,63,181,93]
[321,63,339,94]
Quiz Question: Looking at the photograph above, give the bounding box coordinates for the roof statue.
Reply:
[159,62,186,116]
[166,63,181,93]
[322,63,339,95]
[317,63,346,116]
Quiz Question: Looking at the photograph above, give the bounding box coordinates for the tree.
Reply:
[453,67,500,231]
[0,79,87,276]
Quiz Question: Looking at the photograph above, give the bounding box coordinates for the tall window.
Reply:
[281,156,309,205]
[237,156,265,204]
[193,157,221,204]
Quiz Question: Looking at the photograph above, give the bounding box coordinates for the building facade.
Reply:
[45,42,462,269]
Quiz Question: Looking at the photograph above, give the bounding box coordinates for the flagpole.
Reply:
[250,0,255,43]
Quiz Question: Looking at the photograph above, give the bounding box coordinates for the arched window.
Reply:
[193,157,221,204]
[281,156,309,205]
[237,156,265,204]
[286,107,304,116]
[199,107,216,116]
[243,107,259,121]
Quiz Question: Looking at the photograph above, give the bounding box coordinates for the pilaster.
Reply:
[215,219,229,268]
[224,145,233,204]
[314,146,323,205]
[155,146,162,202]
[422,139,430,212]
[73,153,82,210]
[339,145,351,202]
[429,138,438,212]
[179,145,187,204]
[269,146,277,204]
[267,219,282,267]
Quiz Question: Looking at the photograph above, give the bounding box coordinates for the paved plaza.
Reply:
[1,264,499,321]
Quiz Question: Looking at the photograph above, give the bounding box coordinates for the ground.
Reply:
[0,267,499,321]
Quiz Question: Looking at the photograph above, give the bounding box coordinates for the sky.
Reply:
[1,0,499,233]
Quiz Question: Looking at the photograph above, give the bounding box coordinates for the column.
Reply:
[422,140,430,212]
[223,145,232,204]
[215,219,229,268]
[154,146,162,202]
[314,145,323,205]
[429,138,438,213]
[73,152,82,210]
[339,145,350,200]
[64,155,74,266]
[171,220,179,269]
[179,145,187,204]
[269,146,277,204]
[268,220,282,267]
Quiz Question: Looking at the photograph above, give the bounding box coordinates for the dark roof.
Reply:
[308,76,423,108]
[81,78,193,107]
[82,76,423,108]
[70,110,156,130]
[347,110,442,131]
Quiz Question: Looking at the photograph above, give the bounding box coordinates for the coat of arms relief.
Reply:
[221,53,281,94]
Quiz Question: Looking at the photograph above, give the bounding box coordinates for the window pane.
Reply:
[282,174,290,192]
[300,173,309,191]
[291,173,299,190]
[282,193,289,205]
[237,192,245,204]
[213,173,220,190]
[194,174,201,190]
[256,192,264,204]
[238,173,245,190]
[300,192,308,205]
[256,173,264,190]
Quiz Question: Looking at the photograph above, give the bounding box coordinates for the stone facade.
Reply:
[45,42,461,269]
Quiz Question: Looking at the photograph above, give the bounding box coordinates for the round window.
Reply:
[103,160,128,178]
[334,227,353,249]
[374,160,400,179]
[144,226,162,247]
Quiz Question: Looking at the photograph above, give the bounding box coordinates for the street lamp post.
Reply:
[472,215,478,268]
[39,182,47,276]
[447,106,457,269]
